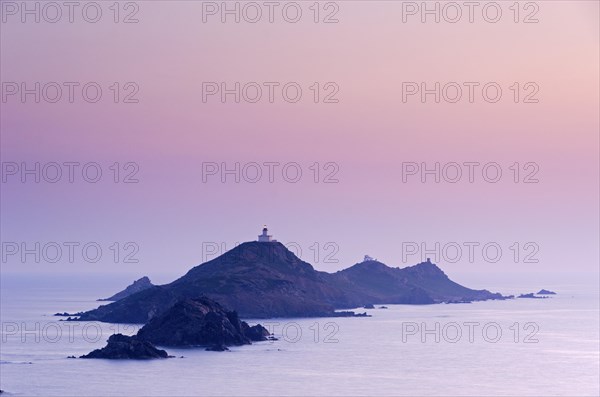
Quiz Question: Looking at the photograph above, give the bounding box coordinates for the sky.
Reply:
[1,1,598,285]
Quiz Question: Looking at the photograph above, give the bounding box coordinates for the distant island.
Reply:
[71,228,508,324]
[517,289,557,299]
[537,289,556,295]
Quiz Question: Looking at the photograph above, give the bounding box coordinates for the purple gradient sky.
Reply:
[1,1,598,283]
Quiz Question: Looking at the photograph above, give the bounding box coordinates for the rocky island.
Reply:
[537,289,557,295]
[80,296,271,358]
[72,235,507,324]
[136,297,270,349]
[80,334,169,359]
[69,229,519,359]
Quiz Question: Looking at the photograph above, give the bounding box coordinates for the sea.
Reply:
[1,272,598,396]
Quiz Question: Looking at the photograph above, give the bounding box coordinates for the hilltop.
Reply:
[98,276,154,301]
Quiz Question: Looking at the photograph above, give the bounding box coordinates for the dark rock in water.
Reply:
[330,311,371,317]
[364,304,375,309]
[445,299,473,304]
[537,289,556,295]
[136,297,267,348]
[243,323,270,342]
[379,306,388,309]
[206,344,229,352]
[518,293,547,299]
[75,242,507,323]
[54,312,83,317]
[67,355,76,359]
[80,334,169,359]
[98,276,154,301]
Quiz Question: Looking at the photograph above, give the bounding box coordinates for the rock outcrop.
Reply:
[243,323,271,342]
[80,297,272,358]
[98,276,154,301]
[80,334,169,359]
[136,297,269,348]
[54,311,83,317]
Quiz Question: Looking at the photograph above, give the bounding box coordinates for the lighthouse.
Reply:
[258,226,276,242]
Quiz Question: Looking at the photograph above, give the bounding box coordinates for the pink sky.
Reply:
[1,1,598,282]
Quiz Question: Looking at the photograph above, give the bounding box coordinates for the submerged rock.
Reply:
[80,334,169,359]
[206,344,229,352]
[445,299,473,304]
[332,311,371,317]
[518,293,547,299]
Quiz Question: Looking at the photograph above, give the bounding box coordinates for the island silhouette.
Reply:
[71,237,507,324]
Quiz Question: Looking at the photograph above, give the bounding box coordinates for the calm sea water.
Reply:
[1,273,598,396]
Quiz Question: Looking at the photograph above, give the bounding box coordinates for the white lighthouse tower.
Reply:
[258,225,276,242]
